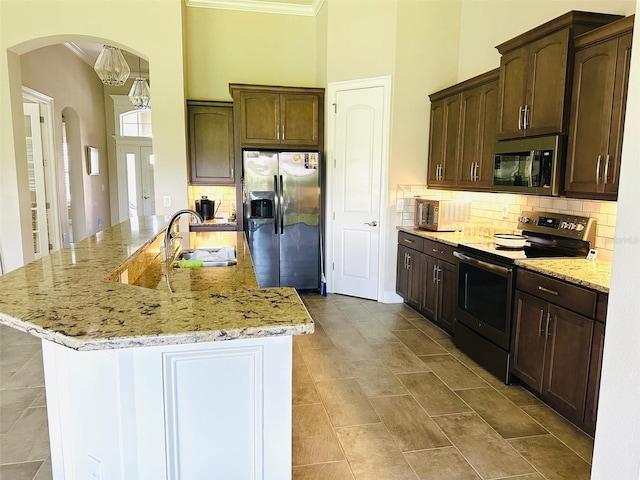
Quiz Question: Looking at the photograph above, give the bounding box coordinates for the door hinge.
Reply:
[332,103,337,113]
[332,212,335,220]
[334,159,336,168]
[40,116,45,123]
[49,243,53,251]
[332,262,335,271]
[45,202,50,209]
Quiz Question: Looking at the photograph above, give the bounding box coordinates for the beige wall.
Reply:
[185,8,318,101]
[21,44,111,242]
[457,0,636,81]
[0,0,186,272]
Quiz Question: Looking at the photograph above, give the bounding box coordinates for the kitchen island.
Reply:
[0,216,313,480]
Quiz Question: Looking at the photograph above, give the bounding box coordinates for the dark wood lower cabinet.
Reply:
[543,305,593,423]
[511,270,606,435]
[396,233,456,335]
[584,321,605,434]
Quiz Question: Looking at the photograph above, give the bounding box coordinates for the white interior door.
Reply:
[330,84,386,300]
[23,103,50,259]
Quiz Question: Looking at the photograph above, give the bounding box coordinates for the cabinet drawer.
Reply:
[517,269,596,318]
[423,239,456,263]
[398,231,424,251]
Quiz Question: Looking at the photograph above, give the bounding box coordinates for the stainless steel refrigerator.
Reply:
[243,151,321,290]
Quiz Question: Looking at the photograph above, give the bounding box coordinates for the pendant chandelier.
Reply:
[128,56,151,110]
[93,45,130,86]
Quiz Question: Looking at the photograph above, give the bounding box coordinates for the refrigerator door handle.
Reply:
[279,174,285,234]
[273,175,280,235]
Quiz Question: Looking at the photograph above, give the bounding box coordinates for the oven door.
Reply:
[454,250,515,351]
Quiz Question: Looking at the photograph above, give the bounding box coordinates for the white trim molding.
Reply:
[186,0,325,17]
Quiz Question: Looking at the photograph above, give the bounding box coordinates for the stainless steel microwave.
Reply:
[492,135,563,196]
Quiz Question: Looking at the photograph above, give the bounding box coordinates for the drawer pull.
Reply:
[432,248,444,254]
[538,286,559,296]
[546,312,552,337]
[404,238,414,244]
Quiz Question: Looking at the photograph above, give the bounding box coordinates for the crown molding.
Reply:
[186,0,325,17]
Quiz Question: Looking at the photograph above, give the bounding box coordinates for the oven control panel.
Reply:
[517,211,596,243]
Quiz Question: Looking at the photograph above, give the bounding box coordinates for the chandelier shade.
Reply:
[128,56,151,109]
[129,78,151,109]
[93,45,130,86]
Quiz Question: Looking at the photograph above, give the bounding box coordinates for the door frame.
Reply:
[325,76,392,301]
[22,86,62,253]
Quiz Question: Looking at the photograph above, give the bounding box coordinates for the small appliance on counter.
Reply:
[194,196,220,220]
[414,198,470,231]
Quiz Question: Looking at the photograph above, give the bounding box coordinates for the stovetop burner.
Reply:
[456,210,597,263]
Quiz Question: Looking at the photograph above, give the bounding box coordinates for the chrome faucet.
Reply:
[164,209,203,262]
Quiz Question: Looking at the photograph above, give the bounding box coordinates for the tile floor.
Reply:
[0,293,594,480]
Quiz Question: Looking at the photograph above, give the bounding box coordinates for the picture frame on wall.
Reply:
[86,146,99,175]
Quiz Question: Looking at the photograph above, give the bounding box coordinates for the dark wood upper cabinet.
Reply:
[187,100,235,185]
[565,15,634,200]
[428,69,499,191]
[495,11,624,140]
[229,84,324,150]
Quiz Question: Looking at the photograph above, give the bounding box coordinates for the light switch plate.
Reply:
[163,196,171,207]
[586,248,598,261]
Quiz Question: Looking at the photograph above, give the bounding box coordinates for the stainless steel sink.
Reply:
[174,247,237,267]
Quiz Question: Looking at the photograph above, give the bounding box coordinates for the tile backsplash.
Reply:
[396,185,617,261]
[188,186,237,219]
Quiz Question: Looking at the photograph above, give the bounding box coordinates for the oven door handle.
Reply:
[454,251,513,275]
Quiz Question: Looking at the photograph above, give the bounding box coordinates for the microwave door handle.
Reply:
[528,150,535,187]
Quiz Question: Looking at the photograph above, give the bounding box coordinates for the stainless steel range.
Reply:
[453,211,597,383]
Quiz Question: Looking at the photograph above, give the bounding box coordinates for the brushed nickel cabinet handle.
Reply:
[538,285,559,296]
[596,155,602,185]
[523,105,529,129]
[470,162,475,181]
[403,238,414,244]
[538,310,545,336]
[433,265,438,284]
[604,154,610,185]
[518,106,524,130]
[546,312,552,338]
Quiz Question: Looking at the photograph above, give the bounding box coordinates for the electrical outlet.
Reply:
[501,203,509,219]
[163,195,171,207]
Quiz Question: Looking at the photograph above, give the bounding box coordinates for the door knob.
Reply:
[143,195,151,199]
[364,221,378,227]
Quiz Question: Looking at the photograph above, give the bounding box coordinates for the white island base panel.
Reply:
[42,335,293,480]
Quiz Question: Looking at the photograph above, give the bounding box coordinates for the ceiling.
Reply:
[65,42,149,78]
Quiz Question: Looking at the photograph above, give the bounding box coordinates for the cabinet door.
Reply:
[427,100,445,186]
[407,250,424,309]
[457,87,482,188]
[543,304,594,423]
[583,320,605,434]
[511,290,547,392]
[565,38,617,196]
[441,95,461,187]
[281,94,319,146]
[420,254,438,320]
[436,260,456,334]
[396,245,410,299]
[476,79,499,189]
[525,28,570,137]
[497,46,529,139]
[604,32,633,197]
[188,104,235,185]
[238,92,280,144]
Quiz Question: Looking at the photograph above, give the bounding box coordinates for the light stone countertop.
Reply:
[514,258,611,293]
[0,216,313,351]
[397,226,611,293]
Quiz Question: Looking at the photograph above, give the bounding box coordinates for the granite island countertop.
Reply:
[0,216,313,351]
